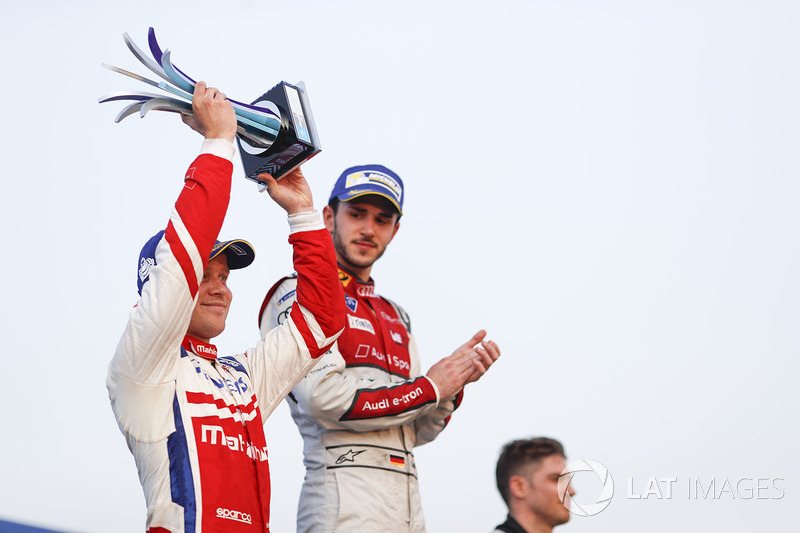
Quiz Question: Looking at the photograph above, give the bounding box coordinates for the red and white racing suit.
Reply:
[107,140,344,533]
[259,267,463,532]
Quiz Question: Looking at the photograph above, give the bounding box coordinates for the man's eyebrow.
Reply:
[347,204,394,218]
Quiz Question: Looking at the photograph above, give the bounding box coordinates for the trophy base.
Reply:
[237,81,322,188]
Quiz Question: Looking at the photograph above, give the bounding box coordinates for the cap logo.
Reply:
[139,257,155,283]
[345,171,402,202]
[226,243,248,256]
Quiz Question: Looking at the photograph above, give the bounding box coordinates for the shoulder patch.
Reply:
[258,274,297,327]
[278,289,297,307]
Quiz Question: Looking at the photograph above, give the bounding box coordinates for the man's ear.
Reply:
[322,205,335,233]
[509,475,528,500]
[388,220,400,242]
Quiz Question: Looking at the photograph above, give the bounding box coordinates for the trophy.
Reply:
[99,28,322,190]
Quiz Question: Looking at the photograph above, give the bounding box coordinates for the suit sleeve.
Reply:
[411,339,463,444]
[246,211,346,419]
[107,140,234,440]
[390,301,463,445]
[260,282,454,435]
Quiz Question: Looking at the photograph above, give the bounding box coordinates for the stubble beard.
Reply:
[332,223,386,271]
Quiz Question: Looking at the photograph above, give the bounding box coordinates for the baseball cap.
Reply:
[137,230,255,295]
[328,164,404,215]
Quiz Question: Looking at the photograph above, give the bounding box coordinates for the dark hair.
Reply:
[495,437,565,505]
[328,196,402,221]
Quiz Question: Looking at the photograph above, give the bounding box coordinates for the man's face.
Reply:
[519,454,574,527]
[186,254,232,342]
[323,196,400,275]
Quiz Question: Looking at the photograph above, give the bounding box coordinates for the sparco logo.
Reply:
[558,459,614,517]
[217,507,252,524]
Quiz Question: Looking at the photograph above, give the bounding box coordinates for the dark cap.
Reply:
[329,164,404,214]
[137,231,255,295]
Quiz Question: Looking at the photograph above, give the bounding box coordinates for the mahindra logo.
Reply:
[195,344,217,357]
[201,425,268,462]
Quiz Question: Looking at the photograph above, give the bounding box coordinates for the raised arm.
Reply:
[108,83,237,437]
[111,83,236,380]
[243,176,347,418]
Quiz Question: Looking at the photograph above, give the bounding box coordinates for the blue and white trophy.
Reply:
[99,28,322,190]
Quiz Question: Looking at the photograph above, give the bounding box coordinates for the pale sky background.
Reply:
[1,1,798,532]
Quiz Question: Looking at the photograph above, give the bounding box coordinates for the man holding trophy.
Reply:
[106,82,345,532]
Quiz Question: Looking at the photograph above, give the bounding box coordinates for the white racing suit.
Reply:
[259,267,463,532]
[107,140,344,533]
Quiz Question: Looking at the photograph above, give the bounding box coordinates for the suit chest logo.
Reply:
[348,314,375,334]
[356,284,374,297]
[218,356,250,378]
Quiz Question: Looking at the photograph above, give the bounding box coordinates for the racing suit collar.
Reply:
[494,514,528,533]
[337,264,375,297]
[182,335,219,360]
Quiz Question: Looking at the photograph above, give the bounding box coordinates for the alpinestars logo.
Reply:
[336,449,366,464]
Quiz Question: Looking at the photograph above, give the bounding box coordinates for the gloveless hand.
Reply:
[181,81,237,142]
[257,167,314,215]
[426,330,501,399]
